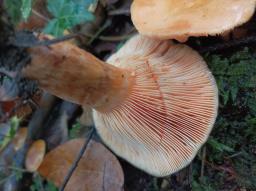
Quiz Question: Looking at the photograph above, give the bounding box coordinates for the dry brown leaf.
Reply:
[0,101,16,113]
[38,139,124,191]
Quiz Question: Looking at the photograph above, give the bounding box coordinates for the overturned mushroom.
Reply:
[131,0,256,42]
[22,35,218,176]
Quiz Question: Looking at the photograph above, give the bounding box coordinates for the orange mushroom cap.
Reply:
[93,35,218,176]
[131,0,256,42]
[25,139,46,172]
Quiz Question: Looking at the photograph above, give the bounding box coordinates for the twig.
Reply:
[0,176,9,186]
[83,32,135,42]
[198,35,256,54]
[87,20,112,45]
[59,128,95,191]
[0,69,17,78]
[228,151,243,159]
[108,9,130,16]
[14,27,136,48]
[14,33,78,48]
[32,9,50,22]
[0,164,29,173]
[99,33,135,41]
[79,26,136,43]
[200,146,206,179]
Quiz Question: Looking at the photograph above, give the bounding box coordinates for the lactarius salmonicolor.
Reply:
[22,35,218,176]
[131,0,256,42]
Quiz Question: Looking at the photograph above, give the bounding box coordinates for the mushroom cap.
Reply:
[93,35,218,176]
[25,139,46,172]
[131,0,256,41]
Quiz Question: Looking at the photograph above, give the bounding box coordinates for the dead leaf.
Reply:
[38,139,124,191]
[0,101,16,114]
[0,91,41,121]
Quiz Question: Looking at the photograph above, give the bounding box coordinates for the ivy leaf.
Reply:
[43,19,62,36]
[4,0,22,24]
[4,0,33,23]
[21,0,33,21]
[0,117,20,151]
[30,174,60,191]
[44,0,96,36]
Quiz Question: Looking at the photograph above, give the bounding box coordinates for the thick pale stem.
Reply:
[22,41,134,112]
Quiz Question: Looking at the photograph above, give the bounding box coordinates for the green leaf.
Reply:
[0,117,20,150]
[4,0,22,24]
[44,0,96,36]
[43,19,62,36]
[69,121,82,138]
[47,0,66,17]
[230,86,238,102]
[21,0,33,21]
[30,174,58,191]
[45,181,58,191]
[10,117,20,137]
[207,137,234,153]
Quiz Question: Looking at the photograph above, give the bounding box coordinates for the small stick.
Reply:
[108,9,130,16]
[13,33,78,48]
[200,146,206,179]
[59,128,95,191]
[87,20,112,45]
[32,9,50,22]
[198,35,256,54]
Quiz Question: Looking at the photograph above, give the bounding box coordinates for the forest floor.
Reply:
[0,0,256,191]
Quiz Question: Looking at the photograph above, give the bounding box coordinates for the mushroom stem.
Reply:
[22,41,134,112]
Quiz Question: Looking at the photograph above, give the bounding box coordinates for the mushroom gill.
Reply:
[94,35,218,176]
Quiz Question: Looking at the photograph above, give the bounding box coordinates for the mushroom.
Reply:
[22,34,218,176]
[131,0,256,42]
[25,139,46,172]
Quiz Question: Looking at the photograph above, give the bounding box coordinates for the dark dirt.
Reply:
[0,10,38,99]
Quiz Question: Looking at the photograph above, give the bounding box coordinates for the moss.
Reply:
[193,48,256,190]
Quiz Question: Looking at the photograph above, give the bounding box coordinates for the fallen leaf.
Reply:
[38,139,124,191]
[0,101,16,113]
[0,117,20,151]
